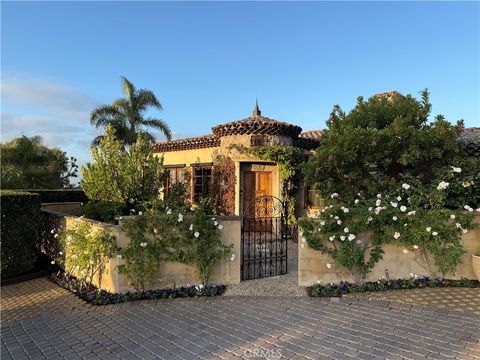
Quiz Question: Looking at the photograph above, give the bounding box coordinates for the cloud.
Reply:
[0,76,105,184]
[2,77,95,120]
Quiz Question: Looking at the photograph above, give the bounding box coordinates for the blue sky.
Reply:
[2,1,479,176]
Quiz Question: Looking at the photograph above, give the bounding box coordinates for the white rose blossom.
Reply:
[396,196,402,201]
[348,234,356,241]
[218,224,224,230]
[450,214,456,220]
[400,205,407,212]
[340,236,346,241]
[178,214,184,222]
[392,216,397,221]
[330,193,339,199]
[390,202,398,208]
[344,227,349,233]
[426,227,431,232]
[336,220,342,225]
[462,229,468,234]
[394,232,401,239]
[436,181,449,190]
[451,166,462,173]
[464,205,473,212]
[329,236,335,241]
[402,183,411,190]
[402,249,409,254]
[354,199,360,204]
[413,245,419,250]
[432,231,438,236]
[194,232,200,238]
[326,263,332,269]
[140,242,147,247]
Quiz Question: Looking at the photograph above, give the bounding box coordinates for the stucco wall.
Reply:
[61,215,241,293]
[298,213,480,286]
[159,147,220,166]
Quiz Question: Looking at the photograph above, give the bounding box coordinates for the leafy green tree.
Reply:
[81,125,167,207]
[301,89,479,280]
[90,77,172,147]
[304,89,469,204]
[0,135,78,189]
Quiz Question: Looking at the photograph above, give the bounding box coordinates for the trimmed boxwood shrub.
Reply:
[1,190,41,279]
[21,189,88,204]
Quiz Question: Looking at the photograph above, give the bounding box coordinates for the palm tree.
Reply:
[90,77,172,147]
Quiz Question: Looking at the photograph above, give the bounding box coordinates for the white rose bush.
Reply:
[301,90,479,286]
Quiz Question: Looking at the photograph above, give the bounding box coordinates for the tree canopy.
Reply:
[90,77,172,147]
[304,89,476,205]
[0,135,78,189]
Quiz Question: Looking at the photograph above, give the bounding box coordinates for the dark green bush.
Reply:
[83,200,125,223]
[1,190,41,279]
[21,189,88,203]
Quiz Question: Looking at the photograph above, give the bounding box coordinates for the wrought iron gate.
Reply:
[241,195,288,280]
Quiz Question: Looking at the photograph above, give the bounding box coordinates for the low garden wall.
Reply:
[298,213,480,286]
[41,202,83,216]
[42,208,241,293]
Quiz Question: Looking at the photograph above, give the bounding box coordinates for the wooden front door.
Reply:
[242,171,272,231]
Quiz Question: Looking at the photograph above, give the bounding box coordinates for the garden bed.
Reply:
[49,271,225,305]
[308,276,479,297]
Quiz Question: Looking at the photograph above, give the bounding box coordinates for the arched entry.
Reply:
[241,195,288,280]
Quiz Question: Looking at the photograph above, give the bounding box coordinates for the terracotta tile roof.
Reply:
[212,115,302,138]
[299,130,323,140]
[459,127,480,157]
[152,134,220,153]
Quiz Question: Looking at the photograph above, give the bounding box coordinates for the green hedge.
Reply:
[18,189,87,204]
[1,190,41,279]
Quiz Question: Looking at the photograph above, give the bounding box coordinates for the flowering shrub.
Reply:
[50,271,225,305]
[169,206,233,285]
[309,276,478,297]
[117,212,179,292]
[117,205,232,290]
[301,90,479,280]
[55,219,118,288]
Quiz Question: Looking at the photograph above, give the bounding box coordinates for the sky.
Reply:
[1,1,479,181]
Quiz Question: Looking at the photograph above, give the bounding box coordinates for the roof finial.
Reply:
[252,98,261,118]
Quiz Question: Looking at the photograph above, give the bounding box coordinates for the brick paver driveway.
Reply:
[2,295,479,360]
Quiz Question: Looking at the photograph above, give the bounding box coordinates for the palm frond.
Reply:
[91,135,105,147]
[121,76,135,102]
[136,89,162,111]
[137,131,156,143]
[90,105,122,127]
[141,117,172,141]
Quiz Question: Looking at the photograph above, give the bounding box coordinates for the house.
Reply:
[152,102,321,217]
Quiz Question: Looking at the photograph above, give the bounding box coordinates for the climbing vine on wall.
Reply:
[229,144,307,223]
[211,156,236,215]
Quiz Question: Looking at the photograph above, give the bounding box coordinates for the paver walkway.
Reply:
[345,287,480,315]
[2,296,479,359]
[1,277,90,324]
